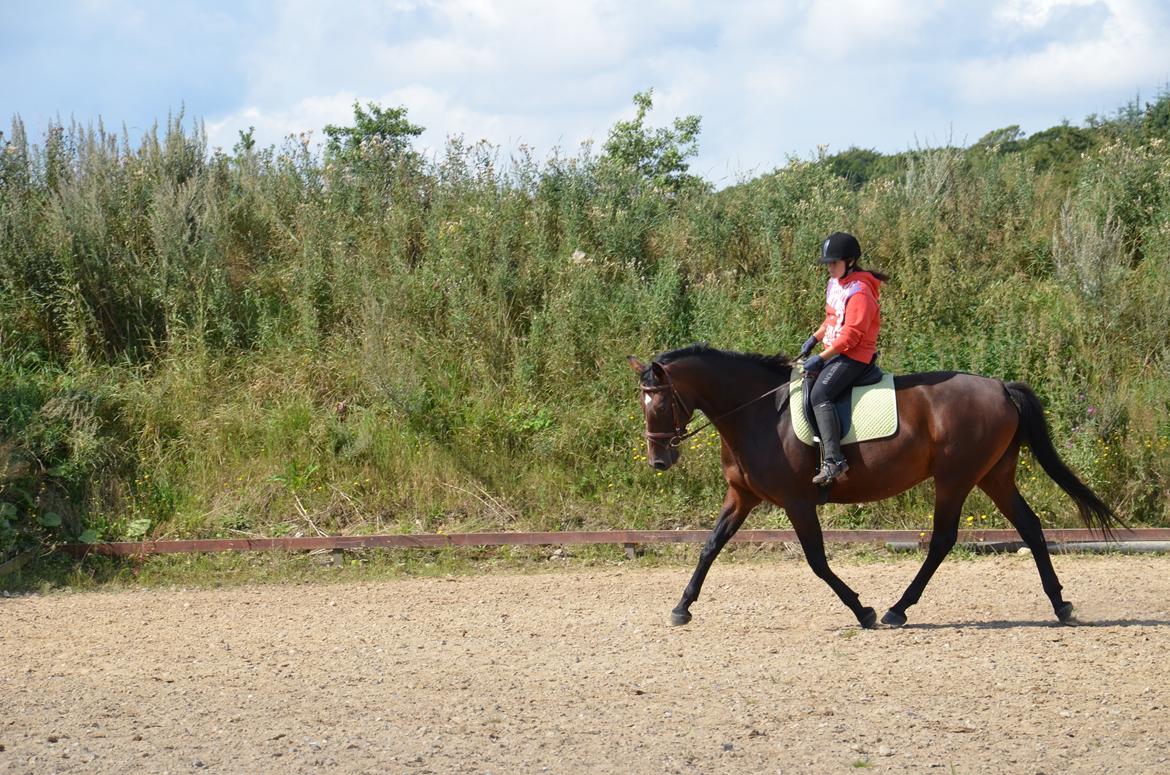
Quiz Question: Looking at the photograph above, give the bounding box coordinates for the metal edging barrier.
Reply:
[0,549,37,577]
[57,528,1170,558]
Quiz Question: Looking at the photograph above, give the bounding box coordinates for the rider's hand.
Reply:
[802,354,825,375]
[799,335,818,359]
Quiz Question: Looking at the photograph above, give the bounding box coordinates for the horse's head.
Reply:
[626,355,693,471]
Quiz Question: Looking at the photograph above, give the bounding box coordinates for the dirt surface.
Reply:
[3,553,1170,774]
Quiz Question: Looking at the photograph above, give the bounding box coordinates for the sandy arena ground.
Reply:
[3,553,1170,774]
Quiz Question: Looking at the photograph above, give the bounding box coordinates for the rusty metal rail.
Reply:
[0,549,37,576]
[58,528,1170,558]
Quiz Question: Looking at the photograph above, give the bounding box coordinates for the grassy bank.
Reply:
[2,93,1169,555]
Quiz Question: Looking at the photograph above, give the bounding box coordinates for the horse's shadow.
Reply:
[891,617,1170,630]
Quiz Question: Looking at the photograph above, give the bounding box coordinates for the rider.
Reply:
[798,232,888,485]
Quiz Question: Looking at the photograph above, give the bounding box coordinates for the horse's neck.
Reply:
[674,358,786,419]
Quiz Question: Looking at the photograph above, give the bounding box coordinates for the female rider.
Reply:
[798,232,888,485]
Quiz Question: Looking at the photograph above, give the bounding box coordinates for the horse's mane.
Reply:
[653,343,794,376]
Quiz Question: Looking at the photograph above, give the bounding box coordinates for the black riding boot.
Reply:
[812,401,849,485]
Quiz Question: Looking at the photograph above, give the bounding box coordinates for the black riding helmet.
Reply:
[817,231,861,264]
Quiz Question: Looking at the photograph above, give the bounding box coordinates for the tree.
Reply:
[1140,88,1170,140]
[973,125,1024,153]
[825,146,896,189]
[1020,124,1096,176]
[323,102,424,161]
[600,89,704,194]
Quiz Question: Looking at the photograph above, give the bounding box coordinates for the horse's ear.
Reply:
[650,362,667,383]
[626,356,646,376]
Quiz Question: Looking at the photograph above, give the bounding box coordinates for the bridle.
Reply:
[640,364,790,448]
[640,370,696,448]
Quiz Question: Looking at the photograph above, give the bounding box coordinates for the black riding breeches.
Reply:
[809,354,871,406]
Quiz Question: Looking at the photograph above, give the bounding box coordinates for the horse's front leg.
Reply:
[787,499,877,628]
[671,487,760,626]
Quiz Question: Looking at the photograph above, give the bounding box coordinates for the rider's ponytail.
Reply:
[846,259,890,283]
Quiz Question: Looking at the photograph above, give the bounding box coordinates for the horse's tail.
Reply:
[1004,381,1123,538]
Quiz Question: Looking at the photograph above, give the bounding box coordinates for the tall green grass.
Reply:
[2,95,1169,554]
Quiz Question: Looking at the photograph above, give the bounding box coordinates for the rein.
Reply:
[641,366,790,448]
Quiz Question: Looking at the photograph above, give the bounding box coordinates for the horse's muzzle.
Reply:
[649,446,679,471]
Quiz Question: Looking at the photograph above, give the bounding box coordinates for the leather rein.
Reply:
[640,366,792,448]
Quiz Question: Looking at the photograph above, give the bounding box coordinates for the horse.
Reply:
[626,344,1120,628]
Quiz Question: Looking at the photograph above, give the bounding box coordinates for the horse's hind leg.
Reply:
[671,486,760,626]
[787,500,877,628]
[978,469,1074,624]
[881,481,969,627]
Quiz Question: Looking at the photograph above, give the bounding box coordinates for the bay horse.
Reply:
[627,345,1120,628]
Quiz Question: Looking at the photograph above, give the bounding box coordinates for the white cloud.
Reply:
[956,0,1167,105]
[994,0,1101,28]
[797,0,945,59]
[204,85,602,164]
[188,0,1170,180]
[204,93,358,152]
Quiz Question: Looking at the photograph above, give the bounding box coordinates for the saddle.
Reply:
[777,362,899,447]
[803,360,884,441]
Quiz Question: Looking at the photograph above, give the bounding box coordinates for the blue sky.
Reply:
[3,0,1169,185]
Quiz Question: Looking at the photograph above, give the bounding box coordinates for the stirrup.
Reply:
[812,459,848,486]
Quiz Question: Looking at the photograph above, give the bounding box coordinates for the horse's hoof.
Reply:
[1055,602,1078,625]
[881,609,907,628]
[671,610,692,626]
[859,607,878,629]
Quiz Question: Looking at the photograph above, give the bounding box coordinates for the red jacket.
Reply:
[817,270,881,364]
